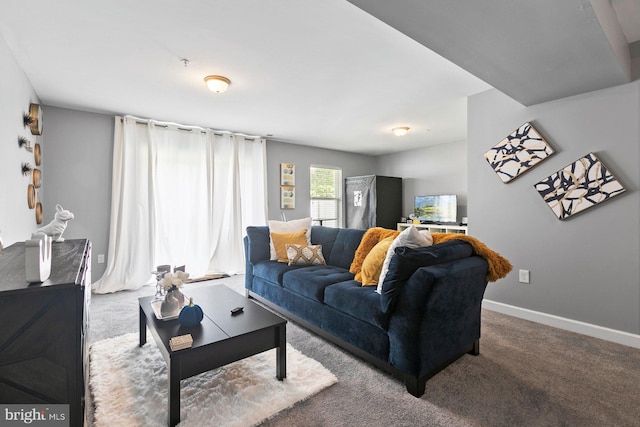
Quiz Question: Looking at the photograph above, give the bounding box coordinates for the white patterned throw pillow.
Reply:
[268,217,312,260]
[376,226,433,294]
[286,244,326,266]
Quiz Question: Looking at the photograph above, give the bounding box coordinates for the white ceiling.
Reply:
[1,0,637,156]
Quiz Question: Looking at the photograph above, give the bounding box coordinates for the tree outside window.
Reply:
[310,166,342,227]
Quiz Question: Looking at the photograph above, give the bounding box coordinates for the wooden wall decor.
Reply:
[35,202,43,224]
[22,103,44,217]
[27,184,36,209]
[28,103,43,135]
[34,143,41,165]
[33,168,41,188]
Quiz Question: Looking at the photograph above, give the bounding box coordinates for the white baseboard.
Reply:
[483,299,640,350]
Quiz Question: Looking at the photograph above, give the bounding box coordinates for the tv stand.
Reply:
[397,223,468,235]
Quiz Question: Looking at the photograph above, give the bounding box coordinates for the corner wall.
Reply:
[0,33,40,246]
[42,107,113,280]
[468,82,640,335]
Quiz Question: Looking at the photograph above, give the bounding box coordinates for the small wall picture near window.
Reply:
[280,163,295,186]
[281,186,295,209]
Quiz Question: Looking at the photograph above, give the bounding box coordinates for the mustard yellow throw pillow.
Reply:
[350,227,400,281]
[270,229,309,263]
[359,236,395,286]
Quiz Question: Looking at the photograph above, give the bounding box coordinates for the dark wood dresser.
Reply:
[0,239,91,427]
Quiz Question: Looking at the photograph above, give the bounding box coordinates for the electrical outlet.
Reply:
[518,269,530,284]
[98,254,105,264]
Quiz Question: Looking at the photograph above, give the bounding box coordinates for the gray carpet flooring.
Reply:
[89,276,640,426]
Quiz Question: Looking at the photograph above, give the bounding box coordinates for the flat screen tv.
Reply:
[414,194,457,224]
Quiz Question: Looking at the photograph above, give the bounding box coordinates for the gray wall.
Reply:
[375,140,468,223]
[43,107,113,279]
[266,140,376,222]
[468,83,640,334]
[0,34,40,246]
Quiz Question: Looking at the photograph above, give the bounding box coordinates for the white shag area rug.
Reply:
[90,333,337,427]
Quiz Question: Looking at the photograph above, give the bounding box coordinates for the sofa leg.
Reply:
[404,375,426,398]
[468,339,480,356]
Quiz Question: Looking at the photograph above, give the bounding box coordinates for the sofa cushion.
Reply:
[252,260,302,285]
[282,265,354,302]
[380,240,473,313]
[327,228,365,269]
[324,281,389,329]
[360,236,395,286]
[310,226,341,261]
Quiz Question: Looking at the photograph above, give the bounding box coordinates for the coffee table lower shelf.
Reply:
[138,284,287,427]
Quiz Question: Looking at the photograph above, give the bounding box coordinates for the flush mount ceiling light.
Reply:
[392,126,410,136]
[204,75,231,93]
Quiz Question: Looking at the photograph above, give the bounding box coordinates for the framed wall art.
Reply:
[280,186,295,209]
[534,152,626,220]
[280,163,295,186]
[484,122,554,183]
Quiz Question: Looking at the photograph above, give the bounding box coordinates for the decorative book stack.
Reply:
[169,334,193,351]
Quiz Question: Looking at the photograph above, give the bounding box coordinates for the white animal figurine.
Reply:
[32,204,75,242]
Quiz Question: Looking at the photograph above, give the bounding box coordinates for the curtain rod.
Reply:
[119,115,263,141]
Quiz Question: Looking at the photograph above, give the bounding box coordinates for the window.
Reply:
[310,166,342,227]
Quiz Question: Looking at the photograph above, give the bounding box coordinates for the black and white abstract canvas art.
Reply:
[534,152,626,220]
[484,122,554,183]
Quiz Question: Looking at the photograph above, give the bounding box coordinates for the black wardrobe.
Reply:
[344,175,402,230]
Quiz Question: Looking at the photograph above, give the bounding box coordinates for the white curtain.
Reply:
[93,116,267,294]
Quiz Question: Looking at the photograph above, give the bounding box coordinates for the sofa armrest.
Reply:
[246,226,271,263]
[243,236,253,291]
[245,226,271,291]
[386,256,489,378]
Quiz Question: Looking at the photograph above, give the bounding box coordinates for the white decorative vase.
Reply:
[160,288,184,318]
[25,235,52,283]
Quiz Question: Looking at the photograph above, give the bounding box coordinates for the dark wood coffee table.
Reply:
[139,284,287,427]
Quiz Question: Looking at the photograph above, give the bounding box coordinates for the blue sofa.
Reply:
[244,225,489,397]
